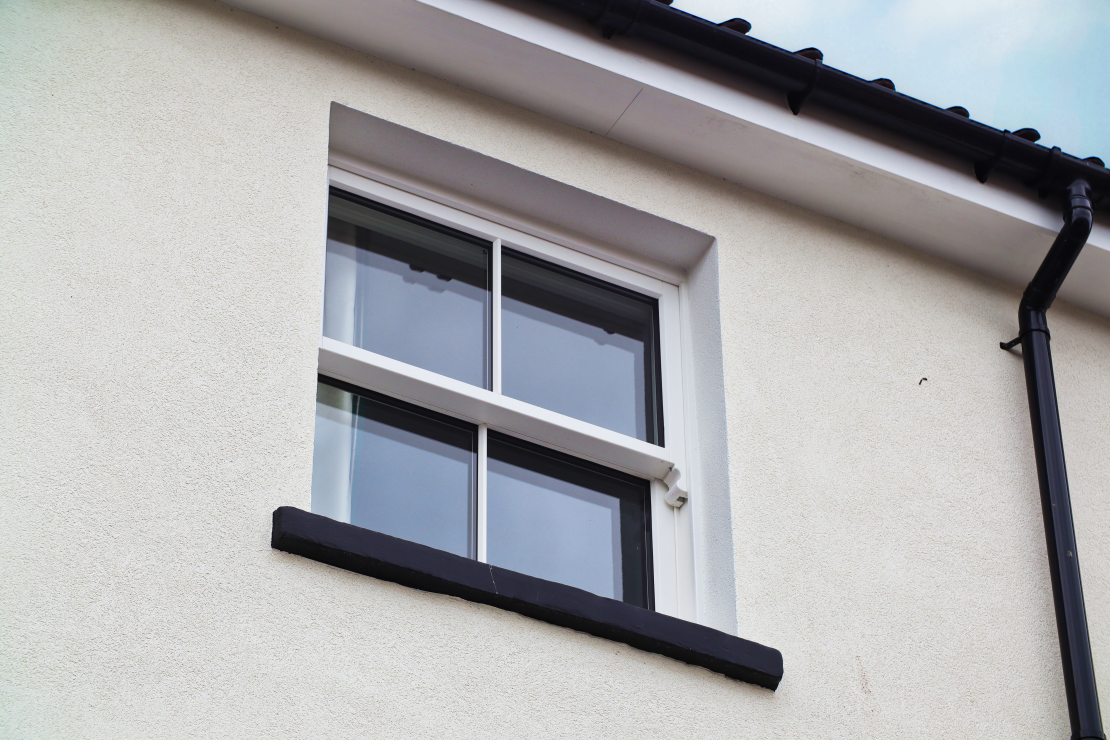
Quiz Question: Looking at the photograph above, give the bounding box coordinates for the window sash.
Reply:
[313,376,653,609]
[326,185,665,446]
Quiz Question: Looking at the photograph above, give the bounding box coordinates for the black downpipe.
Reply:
[1006,179,1104,740]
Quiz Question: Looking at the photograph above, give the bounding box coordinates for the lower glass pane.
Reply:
[486,433,652,609]
[311,378,476,558]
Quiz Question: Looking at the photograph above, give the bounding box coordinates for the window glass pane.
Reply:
[324,189,491,388]
[311,378,477,558]
[486,433,652,608]
[501,250,663,444]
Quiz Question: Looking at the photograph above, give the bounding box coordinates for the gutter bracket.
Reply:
[787,59,822,116]
[974,130,1012,184]
[1031,146,1063,199]
[595,0,647,39]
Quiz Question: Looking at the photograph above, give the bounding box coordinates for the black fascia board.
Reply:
[271,506,784,690]
[531,0,1110,209]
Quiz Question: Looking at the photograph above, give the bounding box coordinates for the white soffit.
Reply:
[227,0,1110,317]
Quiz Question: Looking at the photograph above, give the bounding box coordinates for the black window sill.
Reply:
[271,506,783,690]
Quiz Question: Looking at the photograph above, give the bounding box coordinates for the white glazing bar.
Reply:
[492,238,502,395]
[477,424,489,563]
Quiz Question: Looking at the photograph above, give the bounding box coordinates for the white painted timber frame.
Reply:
[320,163,696,617]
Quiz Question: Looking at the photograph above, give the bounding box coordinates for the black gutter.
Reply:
[1002,179,1104,740]
[531,0,1110,210]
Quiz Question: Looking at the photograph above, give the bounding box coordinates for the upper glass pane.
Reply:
[486,433,652,608]
[501,250,663,444]
[324,189,491,388]
[311,378,477,558]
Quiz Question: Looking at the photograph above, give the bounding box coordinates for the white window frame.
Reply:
[319,162,695,618]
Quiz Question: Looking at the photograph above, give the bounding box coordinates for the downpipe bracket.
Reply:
[1001,326,1051,352]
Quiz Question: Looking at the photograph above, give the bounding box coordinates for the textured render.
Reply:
[1,1,1108,738]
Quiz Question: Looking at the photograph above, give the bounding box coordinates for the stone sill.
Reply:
[271,506,783,690]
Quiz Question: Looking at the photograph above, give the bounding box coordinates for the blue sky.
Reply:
[670,0,1110,162]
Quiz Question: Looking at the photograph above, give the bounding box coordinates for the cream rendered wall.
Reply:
[2,1,1108,738]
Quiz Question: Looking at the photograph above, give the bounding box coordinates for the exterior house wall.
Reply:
[2,1,1108,738]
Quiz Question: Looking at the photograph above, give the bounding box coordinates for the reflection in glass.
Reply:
[324,189,491,388]
[311,378,476,558]
[486,433,652,608]
[501,250,662,444]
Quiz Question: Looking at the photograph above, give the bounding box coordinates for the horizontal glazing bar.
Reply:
[319,336,675,481]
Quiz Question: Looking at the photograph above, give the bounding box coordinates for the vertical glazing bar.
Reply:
[492,239,502,395]
[477,423,489,563]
